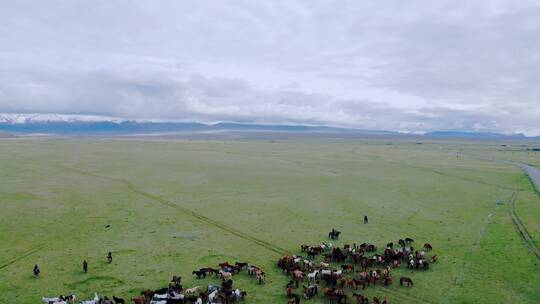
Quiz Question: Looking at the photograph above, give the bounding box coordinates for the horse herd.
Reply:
[40,230,436,304]
[42,261,264,304]
[277,231,436,303]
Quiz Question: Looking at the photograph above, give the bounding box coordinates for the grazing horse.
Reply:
[364,215,368,224]
[107,252,113,264]
[33,264,40,278]
[82,260,88,273]
[324,288,347,304]
[353,293,368,304]
[400,277,413,287]
[307,270,319,282]
[185,286,200,296]
[63,295,76,303]
[341,264,354,272]
[112,296,124,304]
[405,237,414,244]
[141,289,154,300]
[366,244,377,252]
[256,270,266,284]
[307,250,319,260]
[131,296,145,304]
[288,294,301,304]
[192,270,206,279]
[353,278,366,290]
[80,293,99,304]
[383,276,393,286]
[424,243,433,251]
[219,270,232,280]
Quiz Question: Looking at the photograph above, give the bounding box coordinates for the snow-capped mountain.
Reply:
[0,113,126,124]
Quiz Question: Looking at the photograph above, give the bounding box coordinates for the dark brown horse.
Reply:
[400,277,413,287]
[353,293,367,304]
[288,294,301,304]
[131,296,145,304]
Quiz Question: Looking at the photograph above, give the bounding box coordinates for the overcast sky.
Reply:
[1,1,539,135]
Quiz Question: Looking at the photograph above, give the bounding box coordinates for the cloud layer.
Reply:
[1,1,539,135]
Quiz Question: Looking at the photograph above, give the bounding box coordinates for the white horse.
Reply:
[42,298,66,304]
[42,297,62,303]
[320,269,332,276]
[80,293,99,304]
[219,270,232,280]
[307,270,319,282]
[320,242,333,251]
[185,286,201,296]
[208,290,219,303]
[169,292,184,301]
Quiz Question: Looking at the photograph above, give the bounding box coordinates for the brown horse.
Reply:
[424,243,433,251]
[400,277,413,287]
[341,264,354,272]
[141,289,154,299]
[353,293,367,304]
[131,296,145,304]
[353,278,366,290]
[288,294,301,304]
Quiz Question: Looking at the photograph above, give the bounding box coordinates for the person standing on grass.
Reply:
[33,264,40,278]
[107,251,113,264]
[83,260,88,273]
[364,215,369,224]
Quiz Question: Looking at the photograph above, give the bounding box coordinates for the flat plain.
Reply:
[0,138,539,303]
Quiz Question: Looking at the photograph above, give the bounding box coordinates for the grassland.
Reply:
[0,138,539,303]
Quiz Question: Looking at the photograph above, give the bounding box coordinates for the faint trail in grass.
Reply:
[0,244,46,270]
[507,192,540,260]
[441,205,496,304]
[52,165,289,256]
[455,211,493,286]
[383,288,434,304]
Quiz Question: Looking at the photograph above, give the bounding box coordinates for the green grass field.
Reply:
[0,138,539,303]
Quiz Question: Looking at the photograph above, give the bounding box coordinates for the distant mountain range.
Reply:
[0,113,537,140]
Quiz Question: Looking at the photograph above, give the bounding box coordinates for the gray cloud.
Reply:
[1,0,539,135]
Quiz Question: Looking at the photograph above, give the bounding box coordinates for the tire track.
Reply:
[473,157,540,260]
[507,192,540,260]
[52,165,289,256]
[0,244,46,270]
